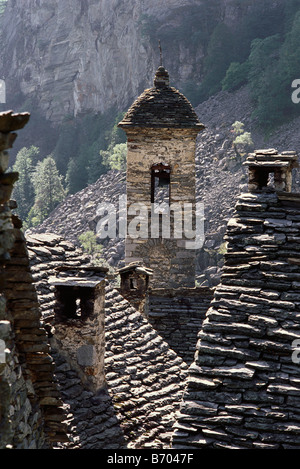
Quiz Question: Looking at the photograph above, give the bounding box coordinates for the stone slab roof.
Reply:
[48,277,104,288]
[27,232,188,449]
[49,264,108,288]
[173,191,300,449]
[118,262,153,276]
[118,67,204,130]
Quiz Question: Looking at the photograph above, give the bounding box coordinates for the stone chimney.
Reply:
[49,265,108,392]
[118,262,153,314]
[244,149,299,192]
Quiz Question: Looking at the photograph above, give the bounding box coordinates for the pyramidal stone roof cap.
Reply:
[118,66,205,130]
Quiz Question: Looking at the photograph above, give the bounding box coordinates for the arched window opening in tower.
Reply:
[151,163,171,205]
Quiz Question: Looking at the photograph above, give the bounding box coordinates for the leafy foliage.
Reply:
[53,119,79,176]
[12,146,38,221]
[78,230,102,255]
[101,143,127,171]
[61,109,126,194]
[246,10,300,130]
[139,0,289,108]
[199,23,236,99]
[28,155,66,227]
[232,121,254,157]
[222,61,250,92]
[0,0,7,17]
[232,121,245,136]
[9,108,127,230]
[218,2,300,130]
[78,230,103,265]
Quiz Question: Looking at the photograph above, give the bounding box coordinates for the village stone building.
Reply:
[0,111,190,448]
[115,68,212,364]
[26,232,190,449]
[118,66,205,290]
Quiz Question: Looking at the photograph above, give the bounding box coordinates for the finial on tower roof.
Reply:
[154,41,169,88]
[154,66,170,88]
[159,40,163,67]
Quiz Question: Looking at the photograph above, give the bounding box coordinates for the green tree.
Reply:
[232,121,245,135]
[12,146,39,221]
[199,23,236,99]
[65,158,77,194]
[248,35,282,97]
[101,143,127,171]
[65,148,89,194]
[247,11,300,130]
[278,9,300,99]
[99,112,127,172]
[86,141,107,184]
[248,35,283,128]
[31,155,66,224]
[61,110,126,192]
[222,61,250,92]
[231,121,253,157]
[53,119,79,176]
[78,230,103,264]
[0,0,7,17]
[284,0,300,32]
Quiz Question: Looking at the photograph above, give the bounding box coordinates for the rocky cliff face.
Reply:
[0,0,272,124]
[0,0,200,122]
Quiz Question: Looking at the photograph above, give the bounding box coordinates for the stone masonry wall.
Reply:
[0,111,47,449]
[26,233,126,449]
[3,221,68,446]
[125,128,199,289]
[50,278,106,393]
[0,111,67,448]
[148,287,213,364]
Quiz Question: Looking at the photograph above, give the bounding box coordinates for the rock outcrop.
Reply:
[0,0,287,124]
[0,0,207,123]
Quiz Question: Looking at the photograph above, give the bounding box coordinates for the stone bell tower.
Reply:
[118,66,204,289]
